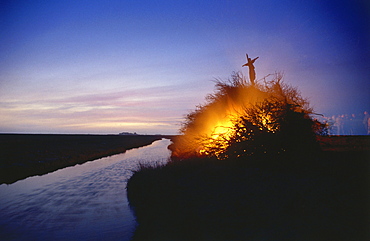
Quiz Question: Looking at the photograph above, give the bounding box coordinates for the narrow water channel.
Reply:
[0,139,172,241]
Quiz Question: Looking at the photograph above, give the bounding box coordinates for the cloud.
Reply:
[0,82,209,134]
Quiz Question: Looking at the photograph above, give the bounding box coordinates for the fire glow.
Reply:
[199,118,235,157]
[171,71,316,159]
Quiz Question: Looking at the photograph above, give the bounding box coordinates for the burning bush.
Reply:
[171,72,326,159]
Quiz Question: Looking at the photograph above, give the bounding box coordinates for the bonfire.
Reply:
[171,71,326,160]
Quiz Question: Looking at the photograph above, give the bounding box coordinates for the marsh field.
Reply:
[0,134,173,184]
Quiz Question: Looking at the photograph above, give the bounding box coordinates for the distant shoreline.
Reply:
[317,135,370,152]
[0,134,175,184]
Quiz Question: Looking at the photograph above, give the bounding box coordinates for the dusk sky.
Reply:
[1,0,369,135]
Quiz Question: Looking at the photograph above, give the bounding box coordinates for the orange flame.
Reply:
[199,118,235,157]
[172,72,312,159]
[173,83,270,158]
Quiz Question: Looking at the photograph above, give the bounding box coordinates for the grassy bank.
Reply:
[127,137,369,241]
[0,134,173,184]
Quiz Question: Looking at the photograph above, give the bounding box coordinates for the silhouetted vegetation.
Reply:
[171,72,327,160]
[127,149,369,240]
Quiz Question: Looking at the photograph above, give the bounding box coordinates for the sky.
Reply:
[0,0,369,135]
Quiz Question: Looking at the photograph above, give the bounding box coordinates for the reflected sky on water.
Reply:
[0,139,171,241]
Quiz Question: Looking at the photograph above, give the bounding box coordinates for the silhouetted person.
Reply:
[363,111,370,134]
[242,54,259,85]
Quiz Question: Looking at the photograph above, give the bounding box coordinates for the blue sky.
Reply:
[0,0,369,134]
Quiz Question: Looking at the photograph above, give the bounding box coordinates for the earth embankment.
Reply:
[127,136,369,240]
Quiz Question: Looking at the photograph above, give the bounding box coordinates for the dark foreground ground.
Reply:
[0,134,173,184]
[127,136,369,241]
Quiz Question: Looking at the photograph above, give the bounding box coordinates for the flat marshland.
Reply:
[0,134,171,184]
[127,136,369,241]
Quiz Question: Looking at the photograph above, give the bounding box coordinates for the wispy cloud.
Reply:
[0,82,208,134]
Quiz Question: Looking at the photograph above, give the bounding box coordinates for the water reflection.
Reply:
[0,139,171,241]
